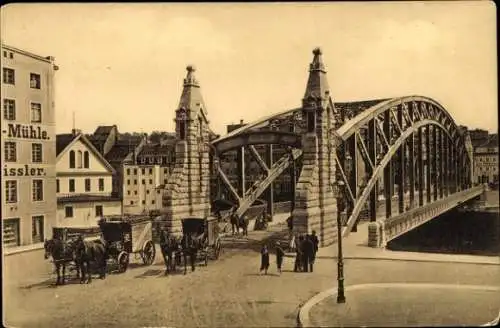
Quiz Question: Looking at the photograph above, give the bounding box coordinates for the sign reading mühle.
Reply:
[3,123,50,177]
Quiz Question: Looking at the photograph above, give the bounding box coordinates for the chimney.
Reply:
[240,119,244,125]
[72,129,81,136]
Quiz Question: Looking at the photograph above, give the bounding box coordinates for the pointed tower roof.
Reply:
[177,65,207,117]
[303,47,330,104]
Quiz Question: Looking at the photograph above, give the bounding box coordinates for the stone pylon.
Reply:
[292,48,339,247]
[161,66,211,235]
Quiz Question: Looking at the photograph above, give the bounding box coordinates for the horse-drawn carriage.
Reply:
[98,215,156,273]
[181,216,222,265]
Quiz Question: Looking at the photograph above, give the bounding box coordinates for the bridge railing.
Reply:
[369,185,484,247]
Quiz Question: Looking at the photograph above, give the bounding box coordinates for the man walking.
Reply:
[294,235,304,272]
[302,234,315,273]
[310,230,319,272]
[275,241,285,274]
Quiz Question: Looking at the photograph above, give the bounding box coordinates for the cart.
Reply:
[181,216,222,266]
[98,215,156,273]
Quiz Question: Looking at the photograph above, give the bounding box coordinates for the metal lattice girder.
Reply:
[235,148,303,217]
[341,119,453,238]
[247,145,270,174]
[217,166,241,203]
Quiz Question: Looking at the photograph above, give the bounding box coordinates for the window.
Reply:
[134,169,137,175]
[30,103,42,123]
[142,168,146,175]
[32,143,43,163]
[127,179,130,185]
[149,168,153,174]
[30,73,41,89]
[164,168,168,174]
[84,151,89,168]
[3,99,15,120]
[95,205,103,217]
[32,180,43,201]
[4,142,16,162]
[56,179,60,193]
[69,179,75,192]
[32,216,44,243]
[98,178,104,191]
[127,191,131,195]
[164,179,167,184]
[2,51,6,57]
[152,200,155,205]
[9,52,13,59]
[149,179,153,184]
[3,218,20,247]
[85,178,91,192]
[130,201,134,205]
[69,150,75,168]
[134,179,137,185]
[134,191,138,195]
[142,200,145,205]
[3,68,15,84]
[127,168,130,175]
[146,190,150,194]
[142,179,145,185]
[77,150,82,168]
[157,190,161,194]
[5,180,17,203]
[65,206,73,218]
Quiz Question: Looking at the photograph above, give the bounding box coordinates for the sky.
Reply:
[1,2,497,135]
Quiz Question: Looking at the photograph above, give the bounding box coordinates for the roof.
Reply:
[138,143,174,157]
[56,134,77,156]
[56,132,117,174]
[94,125,116,135]
[57,194,121,204]
[334,99,392,117]
[105,144,135,163]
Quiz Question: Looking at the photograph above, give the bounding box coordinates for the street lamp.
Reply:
[334,179,346,304]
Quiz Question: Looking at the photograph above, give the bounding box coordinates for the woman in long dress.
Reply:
[260,244,270,275]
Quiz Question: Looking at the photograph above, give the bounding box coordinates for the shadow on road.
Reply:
[19,277,82,290]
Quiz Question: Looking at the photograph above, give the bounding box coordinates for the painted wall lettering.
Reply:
[3,123,49,140]
[3,165,46,176]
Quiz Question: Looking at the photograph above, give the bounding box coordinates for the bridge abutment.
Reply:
[292,48,339,247]
[161,66,211,235]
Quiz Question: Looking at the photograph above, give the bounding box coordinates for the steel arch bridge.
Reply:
[162,49,484,246]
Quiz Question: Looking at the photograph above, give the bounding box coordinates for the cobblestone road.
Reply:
[4,222,500,328]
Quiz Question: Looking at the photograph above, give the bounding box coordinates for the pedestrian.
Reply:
[260,244,270,275]
[310,230,319,272]
[294,235,304,272]
[230,212,239,235]
[303,234,315,273]
[275,241,285,274]
[286,216,293,250]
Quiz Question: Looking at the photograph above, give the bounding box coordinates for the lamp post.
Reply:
[333,179,346,304]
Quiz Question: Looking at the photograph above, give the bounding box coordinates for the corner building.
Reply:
[1,43,58,247]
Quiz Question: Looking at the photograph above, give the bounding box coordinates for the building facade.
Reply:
[56,130,121,227]
[1,43,58,248]
[122,142,175,214]
[474,134,498,184]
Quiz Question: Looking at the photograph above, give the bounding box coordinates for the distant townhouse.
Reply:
[474,134,498,184]
[55,129,121,227]
[122,141,176,215]
[1,43,58,248]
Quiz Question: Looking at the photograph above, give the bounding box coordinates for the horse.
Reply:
[44,238,78,285]
[180,233,201,274]
[239,215,249,236]
[159,231,180,275]
[73,235,107,284]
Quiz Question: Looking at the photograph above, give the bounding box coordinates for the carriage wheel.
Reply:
[118,251,129,273]
[142,241,156,266]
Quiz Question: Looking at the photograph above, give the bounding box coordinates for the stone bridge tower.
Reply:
[292,48,339,247]
[161,66,211,235]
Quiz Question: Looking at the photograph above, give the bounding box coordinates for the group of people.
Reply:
[258,230,319,275]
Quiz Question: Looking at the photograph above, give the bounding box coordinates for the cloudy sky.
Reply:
[1,2,497,135]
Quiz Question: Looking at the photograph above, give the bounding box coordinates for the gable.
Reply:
[56,138,114,173]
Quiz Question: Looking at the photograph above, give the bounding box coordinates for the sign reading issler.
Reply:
[2,123,50,177]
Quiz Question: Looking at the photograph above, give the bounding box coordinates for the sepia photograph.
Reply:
[1,2,499,327]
